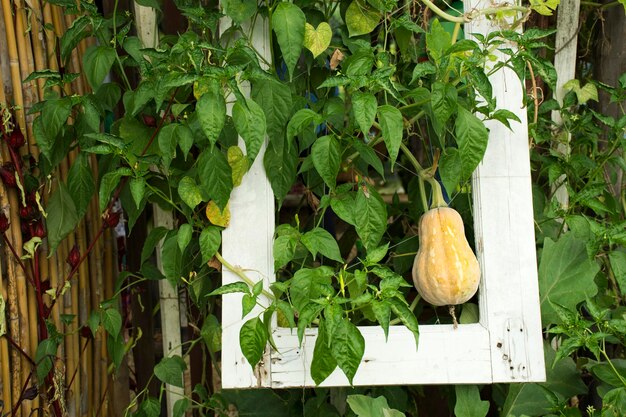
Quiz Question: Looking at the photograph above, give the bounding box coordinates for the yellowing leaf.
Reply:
[303,22,332,58]
[206,201,231,227]
[563,79,598,104]
[345,1,381,37]
[227,146,249,187]
[529,0,560,16]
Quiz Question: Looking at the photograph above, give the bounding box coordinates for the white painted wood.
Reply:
[134,4,184,413]
[221,0,546,388]
[220,17,274,389]
[551,0,581,210]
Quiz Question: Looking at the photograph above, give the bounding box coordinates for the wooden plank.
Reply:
[133,3,184,413]
[220,17,274,389]
[466,0,546,383]
[270,324,492,387]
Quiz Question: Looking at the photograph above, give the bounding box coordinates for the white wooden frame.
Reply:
[221,0,546,388]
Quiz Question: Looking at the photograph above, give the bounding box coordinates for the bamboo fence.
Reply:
[0,1,119,415]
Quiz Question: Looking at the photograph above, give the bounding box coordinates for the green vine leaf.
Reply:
[331,319,365,385]
[345,0,381,37]
[197,147,233,210]
[377,105,403,168]
[222,0,257,23]
[312,135,342,190]
[354,185,387,251]
[352,91,377,136]
[311,320,337,385]
[301,227,343,263]
[67,153,95,218]
[46,183,79,255]
[233,97,266,163]
[454,385,489,417]
[240,317,269,369]
[83,45,117,89]
[154,355,187,388]
[271,2,306,80]
[303,22,332,58]
[197,88,226,146]
[178,176,203,209]
[454,107,489,182]
[199,226,221,264]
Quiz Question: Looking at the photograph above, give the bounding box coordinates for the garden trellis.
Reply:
[221,0,546,388]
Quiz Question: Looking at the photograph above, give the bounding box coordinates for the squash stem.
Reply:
[449,305,458,329]
[427,178,447,209]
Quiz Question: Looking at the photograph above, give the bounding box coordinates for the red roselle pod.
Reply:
[104,210,121,229]
[19,205,36,220]
[142,114,157,127]
[0,212,9,233]
[31,221,46,238]
[6,129,25,149]
[21,221,31,240]
[66,245,81,269]
[0,162,17,188]
[79,325,94,339]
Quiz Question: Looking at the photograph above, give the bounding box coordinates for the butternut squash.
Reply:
[411,181,480,307]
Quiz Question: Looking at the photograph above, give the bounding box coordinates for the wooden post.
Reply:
[133,3,184,415]
[551,0,580,211]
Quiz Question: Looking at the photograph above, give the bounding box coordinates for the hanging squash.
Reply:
[411,179,480,311]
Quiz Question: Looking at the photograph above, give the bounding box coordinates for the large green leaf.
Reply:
[331,319,365,385]
[154,355,187,388]
[425,19,451,64]
[251,79,292,144]
[46,183,79,254]
[197,89,226,146]
[311,135,341,190]
[608,251,626,295]
[178,176,203,209]
[232,97,267,162]
[289,267,334,312]
[310,320,337,385]
[271,3,305,80]
[352,91,377,135]
[354,185,387,251]
[377,105,403,168]
[454,385,489,417]
[41,97,73,141]
[199,226,221,264]
[502,343,587,416]
[438,148,462,196]
[102,308,122,338]
[264,136,298,205]
[222,0,257,23]
[83,45,116,89]
[197,147,233,210]
[539,233,599,326]
[239,317,269,368]
[161,233,183,285]
[67,153,95,218]
[454,107,489,182]
[430,82,457,137]
[345,0,381,37]
[60,15,90,62]
[301,227,343,263]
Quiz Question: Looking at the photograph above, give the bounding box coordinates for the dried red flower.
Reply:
[66,245,81,269]
[0,212,9,233]
[0,163,17,188]
[6,129,25,149]
[103,210,121,229]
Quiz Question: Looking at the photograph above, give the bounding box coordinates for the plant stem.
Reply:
[421,0,465,23]
[215,252,275,300]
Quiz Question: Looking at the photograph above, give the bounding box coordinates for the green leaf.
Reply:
[289,267,334,312]
[365,243,389,265]
[154,355,187,388]
[352,91,377,135]
[141,227,168,264]
[303,22,332,58]
[232,98,266,162]
[99,168,131,212]
[264,136,298,205]
[177,224,193,253]
[161,234,183,284]
[208,282,250,296]
[438,148,462,196]
[347,395,391,417]
[67,153,95,218]
[354,185,387,251]
[454,107,489,182]
[199,226,221,264]
[271,2,306,80]
[311,320,337,385]
[331,191,356,225]
[83,45,116,89]
[200,314,221,354]
[371,300,391,340]
[529,0,560,16]
[222,0,257,23]
[46,183,79,254]
[377,105,403,168]
[345,0,381,37]
[430,82,458,137]
[353,140,384,177]
[197,147,233,210]
[197,89,226,146]
[60,15,90,62]
[301,227,343,263]
[273,234,298,270]
[102,308,122,338]
[286,108,321,149]
[35,338,58,383]
[454,385,489,417]
[389,298,419,347]
[538,233,599,326]
[251,78,292,144]
[241,293,256,318]
[41,97,72,140]
[240,317,269,368]
[158,123,178,169]
[129,177,146,209]
[311,135,341,190]
[609,251,626,295]
[178,176,203,209]
[173,399,190,417]
[410,61,436,84]
[425,19,451,64]
[331,319,365,385]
